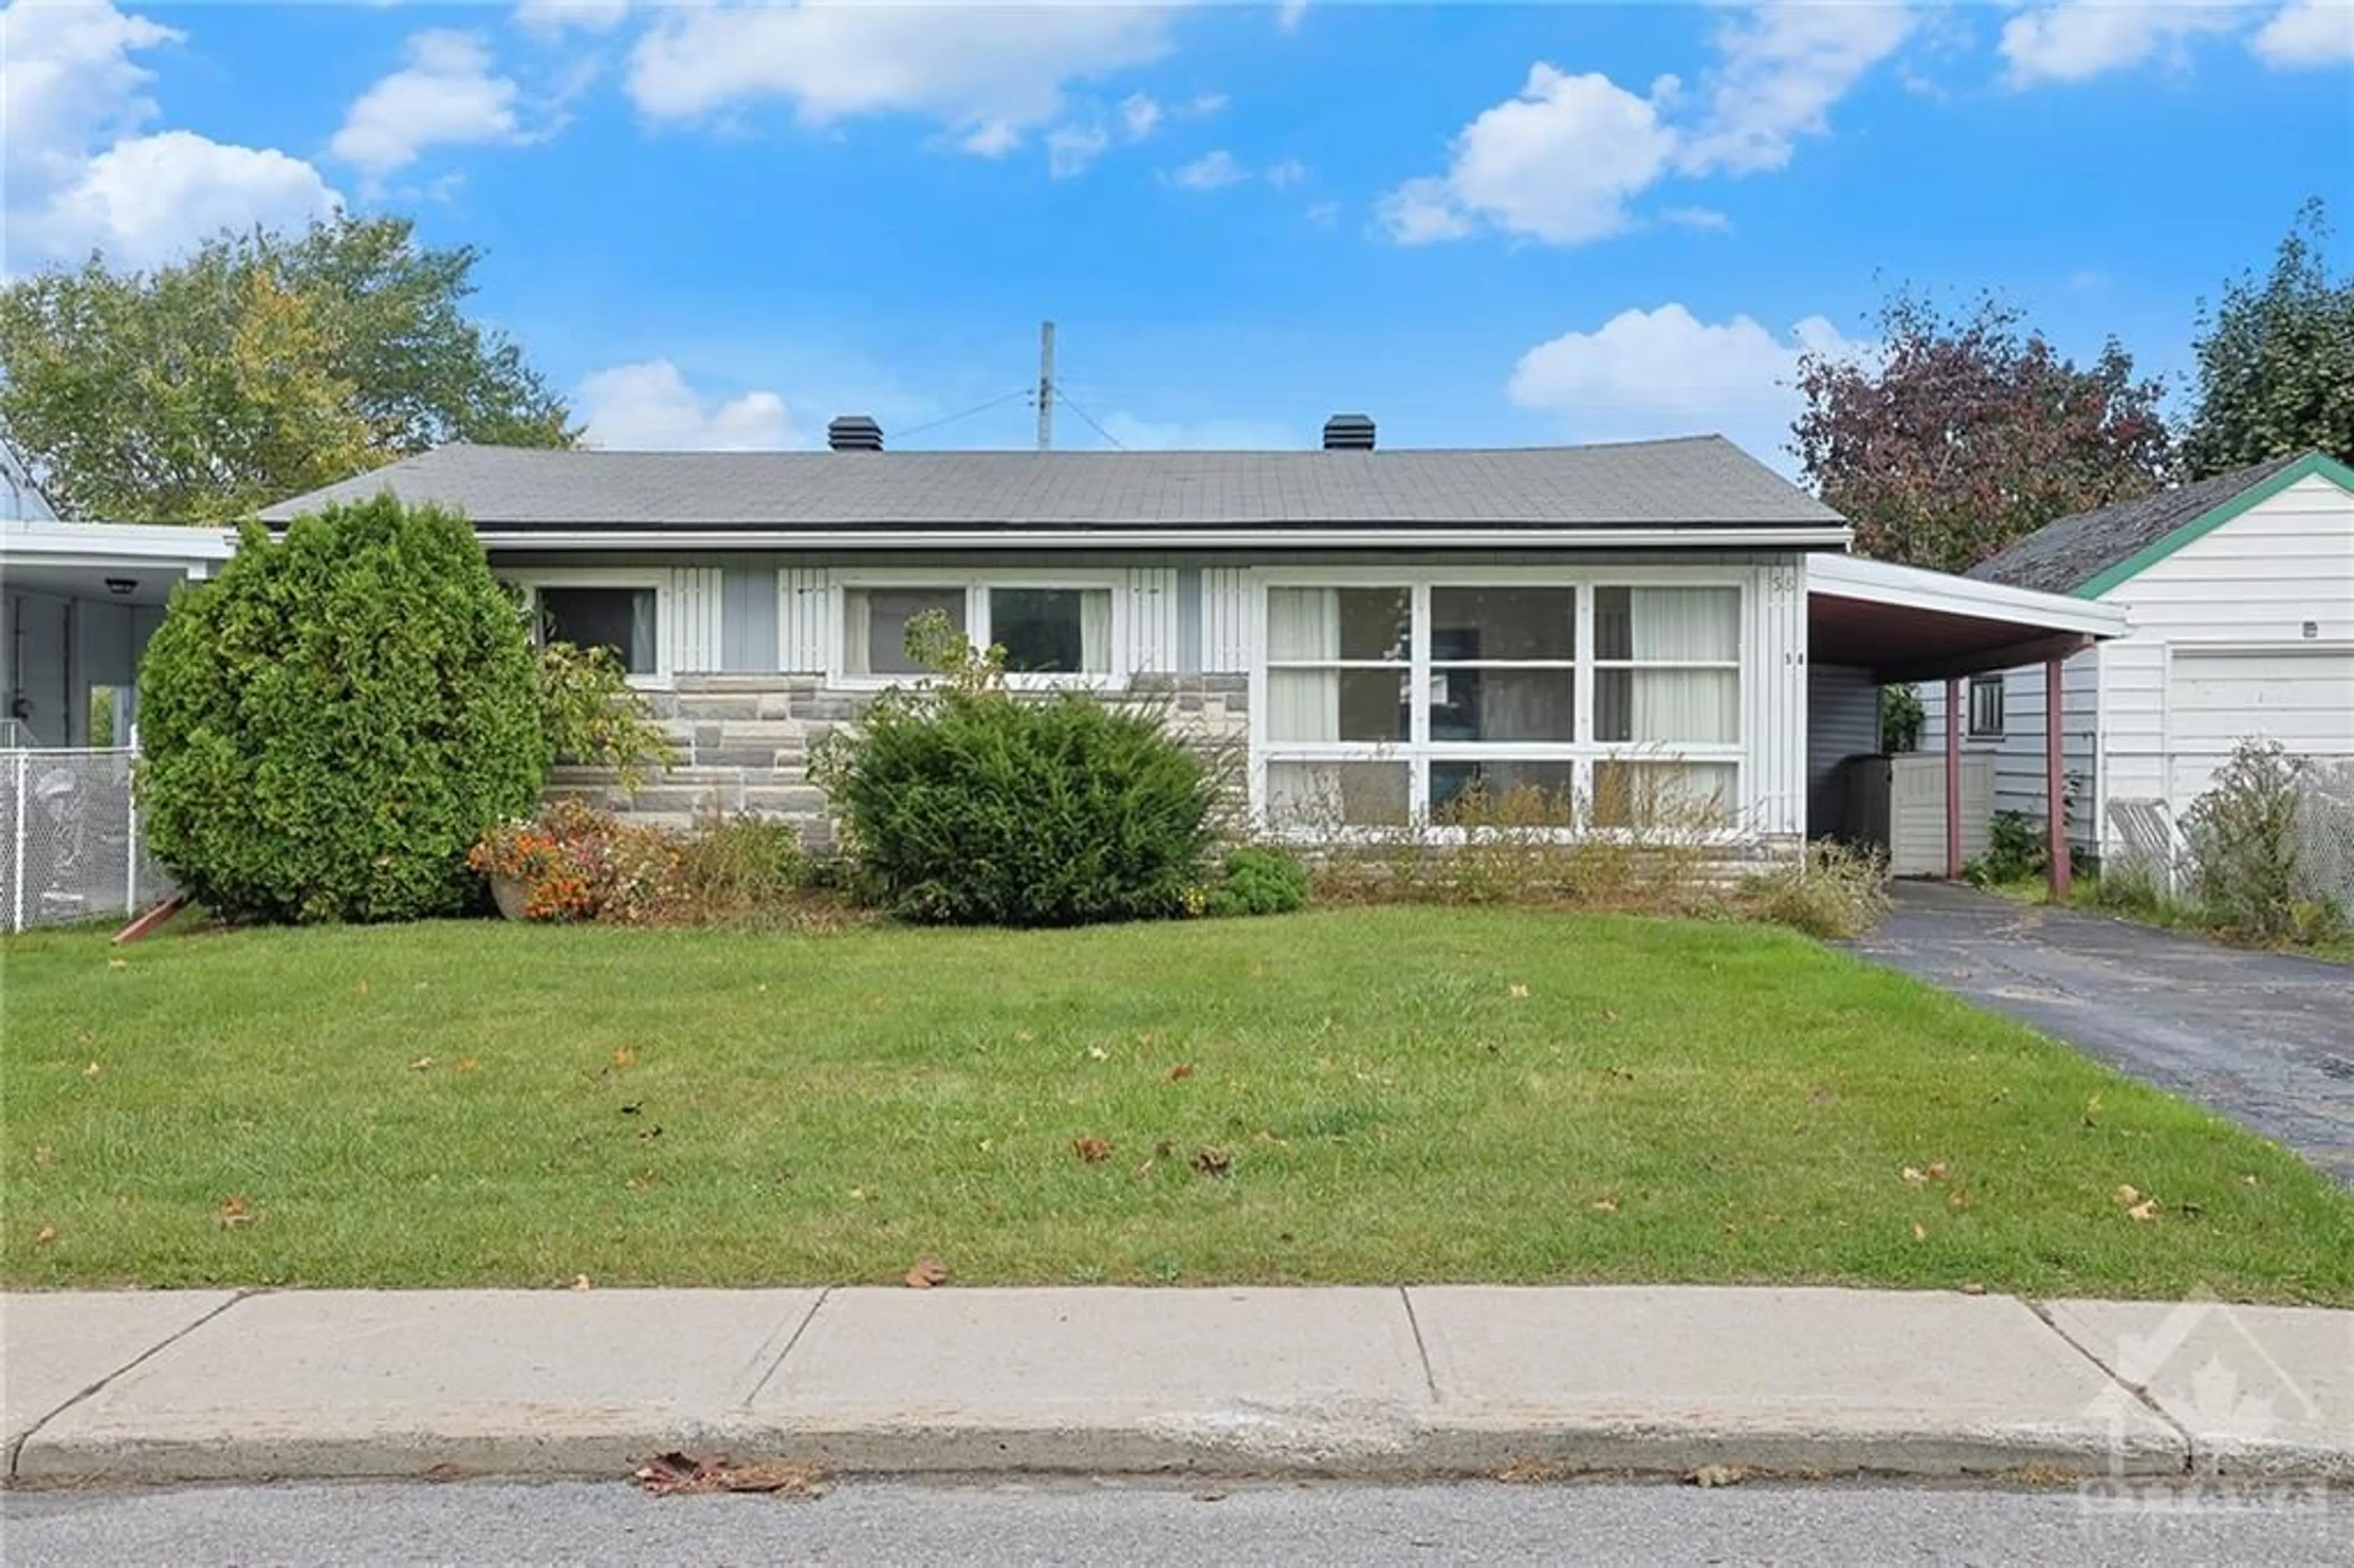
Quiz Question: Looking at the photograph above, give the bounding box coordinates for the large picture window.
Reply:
[840,580,1115,681]
[538,585,659,676]
[1255,576,1745,834]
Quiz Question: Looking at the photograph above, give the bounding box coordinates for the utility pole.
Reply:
[1035,320,1056,452]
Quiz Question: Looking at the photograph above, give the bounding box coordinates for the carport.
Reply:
[1807,554,2130,898]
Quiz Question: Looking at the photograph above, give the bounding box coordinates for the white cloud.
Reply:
[1265,157,1309,188]
[1379,64,1676,246]
[2253,0,2354,64]
[626,2,1173,154]
[1304,199,1341,227]
[1663,205,1732,232]
[1186,91,1229,117]
[1999,3,2242,85]
[332,31,521,177]
[1119,91,1164,140]
[1677,3,1918,175]
[577,360,794,451]
[1,0,341,270]
[512,0,629,38]
[1508,303,1866,471]
[1276,0,1309,33]
[1046,122,1111,177]
[1173,148,1247,189]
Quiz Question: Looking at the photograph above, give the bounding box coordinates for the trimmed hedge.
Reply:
[137,496,548,923]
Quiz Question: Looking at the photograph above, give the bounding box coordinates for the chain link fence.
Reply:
[1,749,174,933]
[2104,752,2354,915]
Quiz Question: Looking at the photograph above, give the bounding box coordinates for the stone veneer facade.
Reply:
[547,672,1251,850]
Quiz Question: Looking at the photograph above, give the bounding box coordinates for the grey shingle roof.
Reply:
[259,435,1844,532]
[1965,452,2310,596]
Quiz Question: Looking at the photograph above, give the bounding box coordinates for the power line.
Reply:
[891,387,1034,443]
[1052,387,1126,450]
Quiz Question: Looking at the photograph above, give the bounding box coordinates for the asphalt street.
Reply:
[3,1476,2343,1567]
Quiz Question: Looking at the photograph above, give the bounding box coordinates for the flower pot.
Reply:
[490,876,532,921]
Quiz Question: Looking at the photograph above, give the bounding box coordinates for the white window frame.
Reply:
[1248,566,1752,842]
[829,568,1129,690]
[509,569,671,688]
[1967,674,2006,739]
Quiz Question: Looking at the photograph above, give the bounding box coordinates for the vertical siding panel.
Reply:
[1748,559,1805,839]
[1122,567,1177,675]
[1202,567,1252,672]
[779,566,832,672]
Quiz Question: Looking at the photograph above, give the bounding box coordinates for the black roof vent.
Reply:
[1323,413,1376,451]
[828,415,883,452]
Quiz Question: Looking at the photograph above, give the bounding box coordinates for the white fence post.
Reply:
[126,752,140,915]
[9,750,25,934]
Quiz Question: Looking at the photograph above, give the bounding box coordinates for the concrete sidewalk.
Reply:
[4,1287,2348,1487]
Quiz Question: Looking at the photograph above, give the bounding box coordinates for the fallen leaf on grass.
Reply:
[1925,1162,1949,1181]
[571,1274,592,1291]
[1192,1146,1232,1178]
[1073,1136,1113,1163]
[1948,1189,1973,1211]
[904,1257,948,1289]
[1086,1045,1109,1062]
[1167,1065,1194,1083]
[634,1451,829,1499]
[1507,983,1530,999]
[82,1062,102,1079]
[355,980,370,995]
[612,1047,638,1069]
[1911,1222,1927,1243]
[453,1058,480,1075]
[2242,1174,2260,1187]
[1590,1194,1620,1215]
[1686,1463,1746,1488]
[1902,1166,1929,1184]
[2115,1184,2141,1206]
[627,1169,661,1191]
[216,1195,254,1230]
[34,1224,57,1247]
[1960,1281,1987,1295]
[32,1144,56,1168]
[408,1056,435,1072]
[2127,1199,2158,1222]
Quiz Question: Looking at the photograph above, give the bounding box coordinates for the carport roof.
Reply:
[1809,554,2130,683]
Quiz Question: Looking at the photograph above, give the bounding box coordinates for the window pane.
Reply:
[1430,587,1574,661]
[1268,668,1407,742]
[1591,761,1737,828]
[1595,586,1739,663]
[1430,760,1579,826]
[1268,587,1407,663]
[1267,760,1411,828]
[541,587,656,675]
[849,588,965,676]
[1426,666,1575,742]
[992,588,1110,674]
[1595,669,1740,743]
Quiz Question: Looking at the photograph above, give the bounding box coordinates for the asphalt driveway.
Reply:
[1846,882,2354,1184]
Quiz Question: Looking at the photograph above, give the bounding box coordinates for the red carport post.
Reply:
[1945,676,1962,880]
[2046,657,2071,902]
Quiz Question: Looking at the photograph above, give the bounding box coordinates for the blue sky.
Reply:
[4,2,2350,471]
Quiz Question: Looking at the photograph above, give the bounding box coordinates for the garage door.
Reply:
[2169,645,2354,807]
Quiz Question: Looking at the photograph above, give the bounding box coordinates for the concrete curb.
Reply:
[6,1286,2347,1488]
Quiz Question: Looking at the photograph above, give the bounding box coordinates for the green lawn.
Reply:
[6,908,2349,1301]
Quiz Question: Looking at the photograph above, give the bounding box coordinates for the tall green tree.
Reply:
[1792,292,2174,573]
[2184,199,2354,477]
[0,213,573,523]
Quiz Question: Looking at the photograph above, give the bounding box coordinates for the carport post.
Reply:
[1944,676,1962,880]
[2046,657,2070,902]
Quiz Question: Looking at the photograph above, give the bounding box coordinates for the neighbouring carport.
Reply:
[1807,554,2130,900]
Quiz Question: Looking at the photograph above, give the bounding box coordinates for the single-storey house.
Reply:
[242,417,2127,881]
[1919,451,2354,865]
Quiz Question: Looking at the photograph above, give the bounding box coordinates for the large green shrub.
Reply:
[138,497,549,922]
[812,615,1217,926]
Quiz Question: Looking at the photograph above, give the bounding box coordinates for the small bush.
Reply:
[811,614,1218,927]
[2184,740,2306,942]
[1736,842,1891,938]
[665,810,811,924]
[538,640,679,788]
[139,498,547,923]
[1205,845,1310,918]
[1965,811,2047,886]
[1880,685,1924,753]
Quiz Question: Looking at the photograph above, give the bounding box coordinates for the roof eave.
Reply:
[467,523,1854,551]
[2069,451,2353,599]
